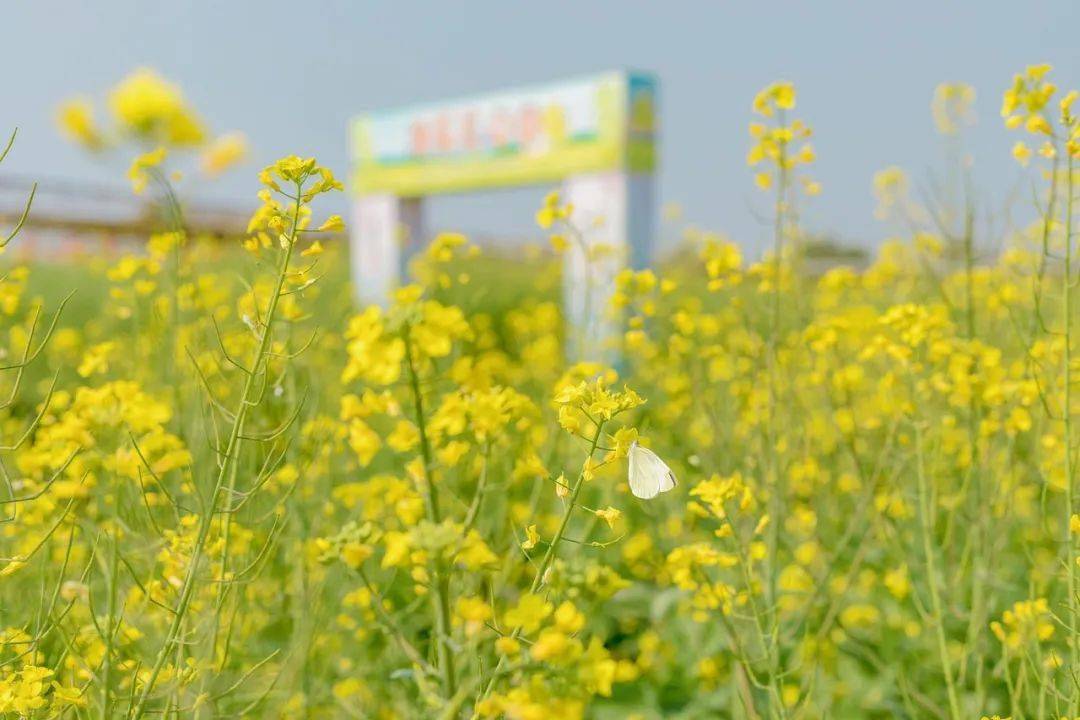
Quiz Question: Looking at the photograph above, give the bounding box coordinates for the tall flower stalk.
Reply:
[130,157,341,718]
[1002,63,1080,712]
[744,81,818,718]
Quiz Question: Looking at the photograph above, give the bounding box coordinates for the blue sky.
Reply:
[2,1,1079,255]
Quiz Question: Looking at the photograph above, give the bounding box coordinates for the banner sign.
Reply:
[350,71,657,196]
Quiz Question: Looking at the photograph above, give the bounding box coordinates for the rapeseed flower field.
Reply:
[1,64,1080,719]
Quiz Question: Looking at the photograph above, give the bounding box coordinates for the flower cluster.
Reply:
[747,81,819,195]
[58,67,248,180]
[7,65,1080,720]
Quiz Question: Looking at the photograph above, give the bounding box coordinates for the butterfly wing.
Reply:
[649,447,676,495]
[656,453,676,494]
[628,443,660,500]
[628,442,676,500]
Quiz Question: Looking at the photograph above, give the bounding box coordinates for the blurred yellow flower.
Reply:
[55,97,104,150]
[127,146,168,194]
[199,132,248,176]
[109,67,206,145]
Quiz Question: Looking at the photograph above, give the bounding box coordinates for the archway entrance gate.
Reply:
[348,70,658,360]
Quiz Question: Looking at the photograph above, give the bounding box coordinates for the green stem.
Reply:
[100,530,117,720]
[762,123,790,720]
[716,504,786,718]
[196,456,241,719]
[529,421,604,594]
[473,420,605,711]
[1064,152,1077,715]
[915,424,962,720]
[130,183,304,719]
[402,324,456,699]
[462,441,491,533]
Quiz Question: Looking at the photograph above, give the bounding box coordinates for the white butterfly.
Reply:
[628,441,677,500]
